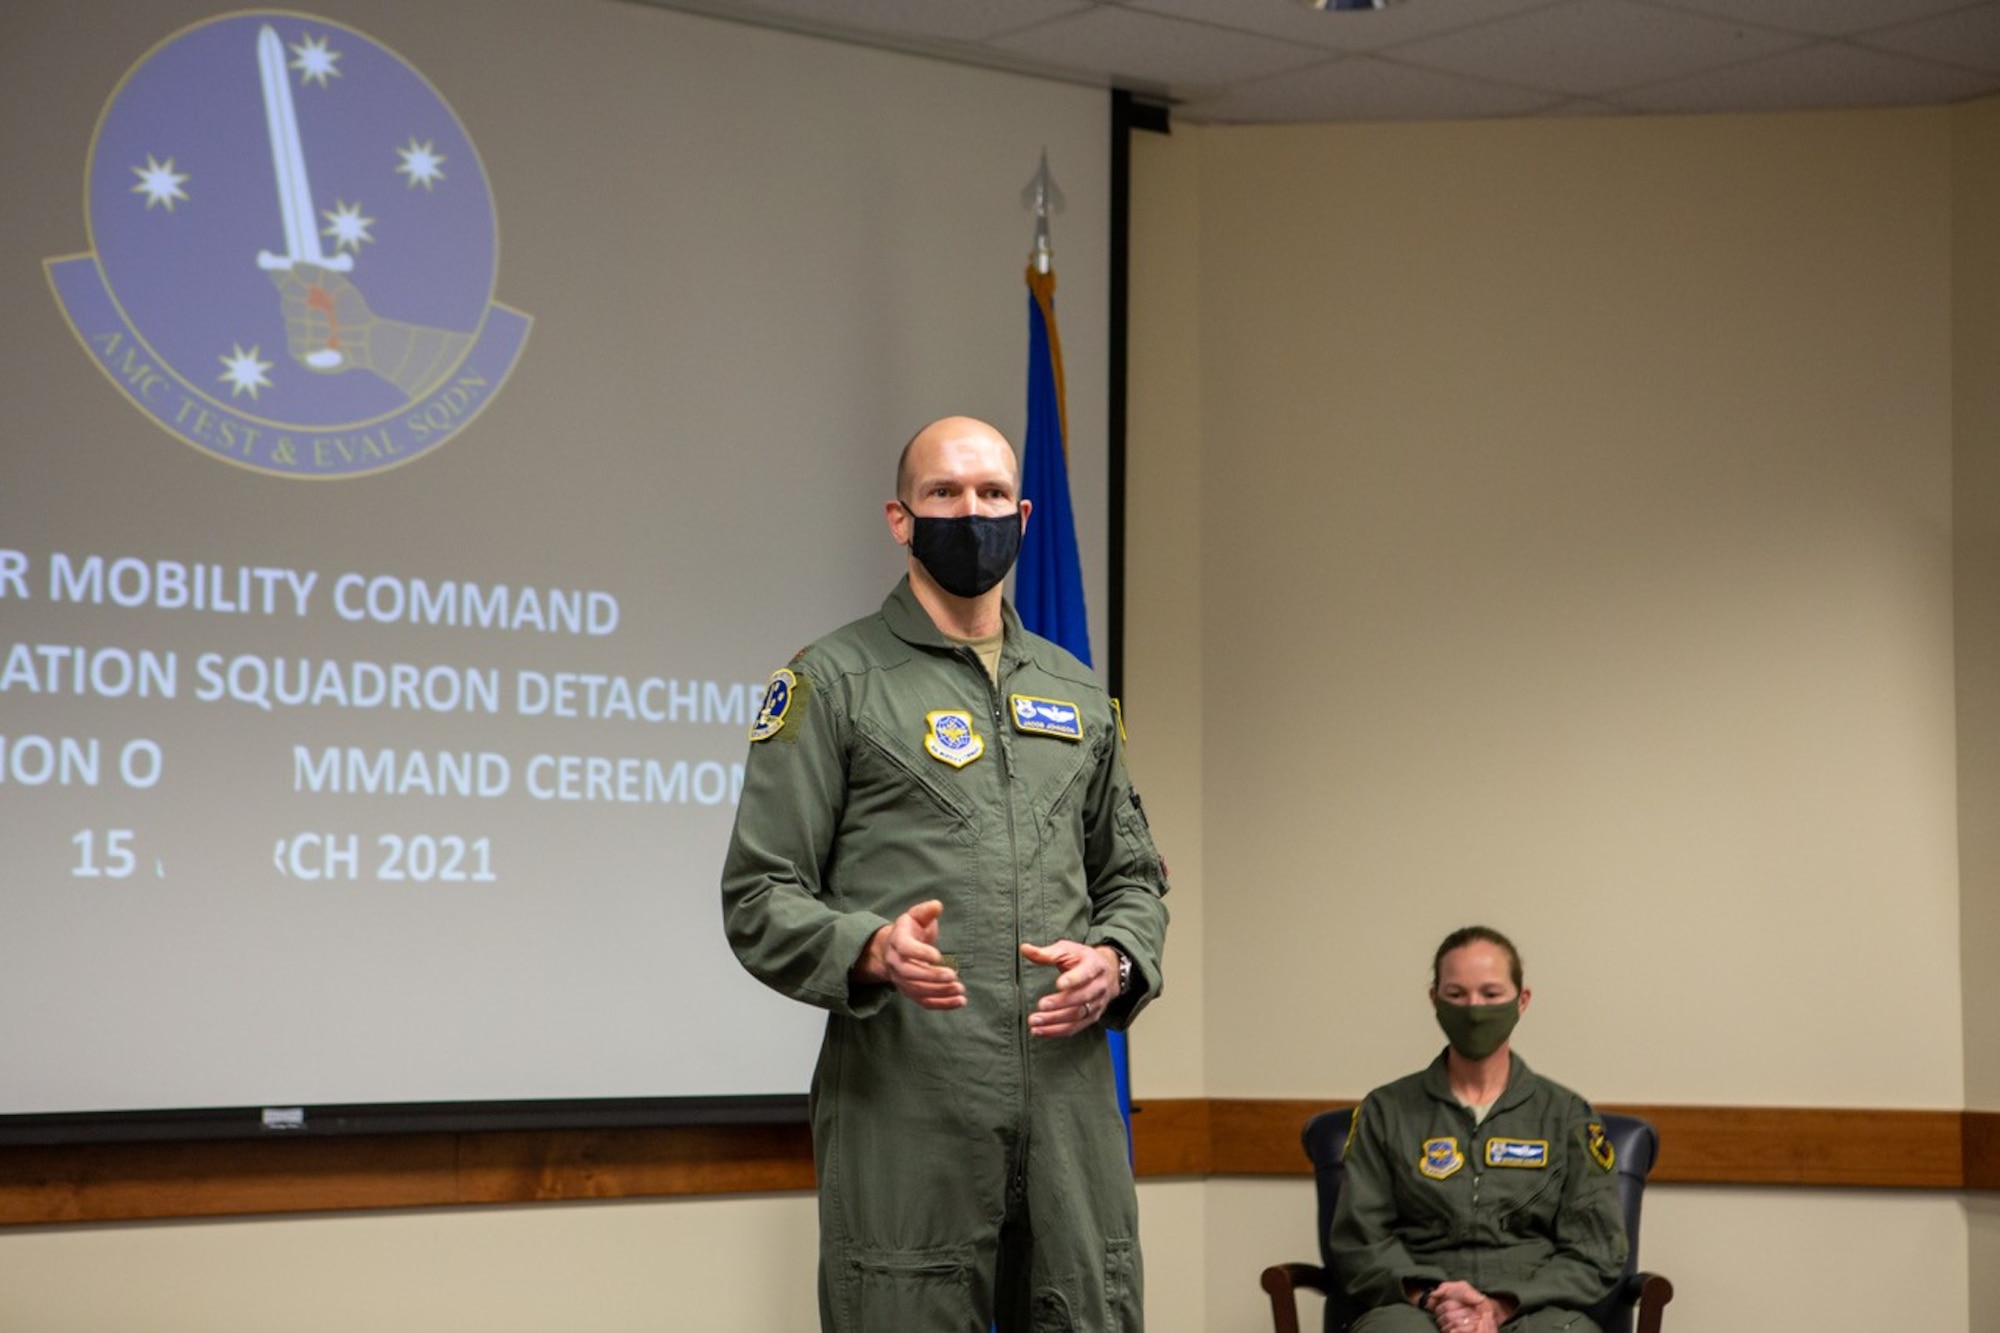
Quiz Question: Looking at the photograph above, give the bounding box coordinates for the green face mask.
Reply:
[1434,998,1520,1060]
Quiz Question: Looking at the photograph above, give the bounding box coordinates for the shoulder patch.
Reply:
[1010,693,1083,740]
[749,668,800,742]
[1418,1136,1464,1181]
[1485,1137,1549,1168]
[1586,1122,1616,1173]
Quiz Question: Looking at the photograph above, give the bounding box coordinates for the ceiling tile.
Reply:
[672,0,1095,43]
[1857,5,2000,75]
[1388,0,1810,97]
[621,0,2000,122]
[1178,52,1564,122]
[986,5,1329,93]
[1534,97,1630,116]
[1120,0,1568,53]
[1611,38,2000,112]
[1641,0,1987,39]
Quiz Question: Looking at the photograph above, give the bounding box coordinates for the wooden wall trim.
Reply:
[1,1100,1987,1227]
[1967,1110,2000,1191]
[1620,1104,1962,1188]
[1136,1099,1970,1189]
[0,1122,813,1227]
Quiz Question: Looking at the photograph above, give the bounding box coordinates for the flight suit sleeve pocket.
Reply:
[1103,1235,1142,1331]
[1112,790,1164,883]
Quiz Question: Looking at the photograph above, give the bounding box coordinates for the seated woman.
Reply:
[1328,926,1626,1333]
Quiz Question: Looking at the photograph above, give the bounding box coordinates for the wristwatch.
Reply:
[1112,946,1132,996]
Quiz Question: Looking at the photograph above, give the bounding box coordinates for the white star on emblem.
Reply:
[218,343,273,400]
[395,137,446,191]
[131,154,190,212]
[289,33,342,88]
[321,199,375,253]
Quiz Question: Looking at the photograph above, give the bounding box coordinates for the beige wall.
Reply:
[0,1195,818,1332]
[1957,95,2000,1115]
[1122,118,1215,1330]
[1185,109,1962,1110]
[1955,91,2000,1333]
[1124,101,1210,1107]
[1128,103,1982,1332]
[0,1187,1214,1333]
[1972,1199,2000,1333]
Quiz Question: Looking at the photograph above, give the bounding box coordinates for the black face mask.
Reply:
[901,502,1023,599]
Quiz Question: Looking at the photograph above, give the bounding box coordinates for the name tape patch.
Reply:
[1010,694,1082,740]
[1485,1138,1549,1168]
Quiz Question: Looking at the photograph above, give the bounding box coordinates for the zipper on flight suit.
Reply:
[1466,1108,1487,1272]
[973,644,1034,1196]
[1468,1106,1483,1212]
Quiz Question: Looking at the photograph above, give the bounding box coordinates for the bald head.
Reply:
[896,416,1019,506]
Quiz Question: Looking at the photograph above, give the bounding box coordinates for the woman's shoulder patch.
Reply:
[1585,1121,1616,1173]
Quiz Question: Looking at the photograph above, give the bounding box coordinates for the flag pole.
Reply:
[1013,151,1133,1158]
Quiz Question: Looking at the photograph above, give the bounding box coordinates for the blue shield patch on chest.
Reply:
[1009,694,1083,740]
[924,710,985,768]
[1485,1137,1550,1168]
[1418,1137,1464,1180]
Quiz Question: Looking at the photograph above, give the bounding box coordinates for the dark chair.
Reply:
[1260,1108,1673,1333]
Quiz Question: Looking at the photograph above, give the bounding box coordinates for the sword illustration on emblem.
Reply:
[248,22,476,398]
[253,24,350,370]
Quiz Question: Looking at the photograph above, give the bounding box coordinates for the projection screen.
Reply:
[0,0,1111,1139]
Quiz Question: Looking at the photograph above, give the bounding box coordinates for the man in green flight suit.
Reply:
[1330,927,1627,1333]
[721,415,1171,1332]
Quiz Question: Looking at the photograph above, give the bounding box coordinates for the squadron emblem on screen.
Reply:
[45,11,531,478]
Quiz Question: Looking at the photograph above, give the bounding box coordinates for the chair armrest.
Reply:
[1633,1271,1674,1333]
[1260,1263,1329,1333]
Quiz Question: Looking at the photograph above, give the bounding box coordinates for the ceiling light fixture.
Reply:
[1298,0,1402,10]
